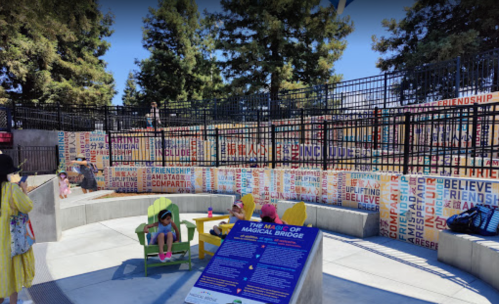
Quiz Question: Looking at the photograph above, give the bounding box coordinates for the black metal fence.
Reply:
[108,101,499,179]
[9,48,499,132]
[2,146,59,175]
[0,107,12,132]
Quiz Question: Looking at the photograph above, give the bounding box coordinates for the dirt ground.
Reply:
[94,192,167,200]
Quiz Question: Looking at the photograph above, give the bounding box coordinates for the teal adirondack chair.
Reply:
[135,197,196,276]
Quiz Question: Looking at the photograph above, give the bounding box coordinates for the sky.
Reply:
[100,0,414,105]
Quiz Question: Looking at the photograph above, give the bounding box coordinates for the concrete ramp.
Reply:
[60,190,115,208]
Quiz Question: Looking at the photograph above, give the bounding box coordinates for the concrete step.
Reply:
[61,190,115,208]
[67,186,84,197]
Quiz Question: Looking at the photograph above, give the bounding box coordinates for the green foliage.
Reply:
[135,0,224,107]
[0,0,116,105]
[209,0,353,97]
[122,72,140,106]
[198,16,225,101]
[372,0,499,71]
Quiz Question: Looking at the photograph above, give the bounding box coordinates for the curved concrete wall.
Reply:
[61,194,237,231]
[60,194,380,240]
[438,230,499,291]
[28,177,61,242]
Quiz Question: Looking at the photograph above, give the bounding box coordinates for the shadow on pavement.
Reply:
[323,272,434,304]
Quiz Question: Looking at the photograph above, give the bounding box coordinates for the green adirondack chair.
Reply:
[135,197,196,276]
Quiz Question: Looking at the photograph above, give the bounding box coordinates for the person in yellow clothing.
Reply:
[0,155,35,304]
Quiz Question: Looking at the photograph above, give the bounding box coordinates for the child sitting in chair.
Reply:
[210,200,245,238]
[260,204,288,224]
[143,209,180,262]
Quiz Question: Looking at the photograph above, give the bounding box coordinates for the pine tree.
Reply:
[209,0,353,104]
[372,0,499,101]
[198,16,225,101]
[136,0,222,107]
[372,0,499,71]
[122,72,140,106]
[0,0,116,105]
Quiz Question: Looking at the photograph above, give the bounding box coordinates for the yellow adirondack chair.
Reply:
[193,194,255,259]
[281,201,309,226]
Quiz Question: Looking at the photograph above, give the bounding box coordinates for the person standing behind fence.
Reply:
[145,114,153,129]
[0,154,35,304]
[150,102,162,128]
[70,154,97,194]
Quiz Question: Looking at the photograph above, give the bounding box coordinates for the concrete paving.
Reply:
[17,214,499,304]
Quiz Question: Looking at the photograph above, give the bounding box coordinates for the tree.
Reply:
[198,16,225,102]
[0,0,116,105]
[372,0,499,71]
[136,0,223,107]
[209,0,353,106]
[372,0,499,103]
[122,72,140,105]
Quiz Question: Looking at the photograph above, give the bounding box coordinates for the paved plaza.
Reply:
[9,213,499,304]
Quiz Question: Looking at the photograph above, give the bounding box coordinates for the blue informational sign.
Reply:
[185,220,319,304]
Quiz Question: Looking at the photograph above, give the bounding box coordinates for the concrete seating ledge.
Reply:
[61,193,237,231]
[277,200,380,238]
[61,194,380,239]
[438,230,499,291]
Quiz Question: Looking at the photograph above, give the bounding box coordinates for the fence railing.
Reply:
[2,146,59,175]
[9,48,499,132]
[0,107,11,132]
[107,101,499,179]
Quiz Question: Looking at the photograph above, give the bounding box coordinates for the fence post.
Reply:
[271,124,276,169]
[55,145,59,171]
[57,103,62,130]
[455,56,461,98]
[17,145,22,167]
[403,112,411,175]
[215,128,220,167]
[104,105,109,133]
[117,106,121,131]
[6,107,12,132]
[203,109,207,141]
[383,74,388,109]
[373,107,379,150]
[108,131,113,167]
[300,108,305,144]
[161,129,166,167]
[163,102,167,127]
[471,103,478,155]
[214,98,218,121]
[257,110,261,144]
[154,107,158,134]
[324,84,329,113]
[11,102,16,130]
[323,120,328,171]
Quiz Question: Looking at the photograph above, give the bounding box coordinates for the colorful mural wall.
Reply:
[58,130,108,188]
[58,128,499,182]
[56,91,499,248]
[105,166,499,250]
[58,92,499,179]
